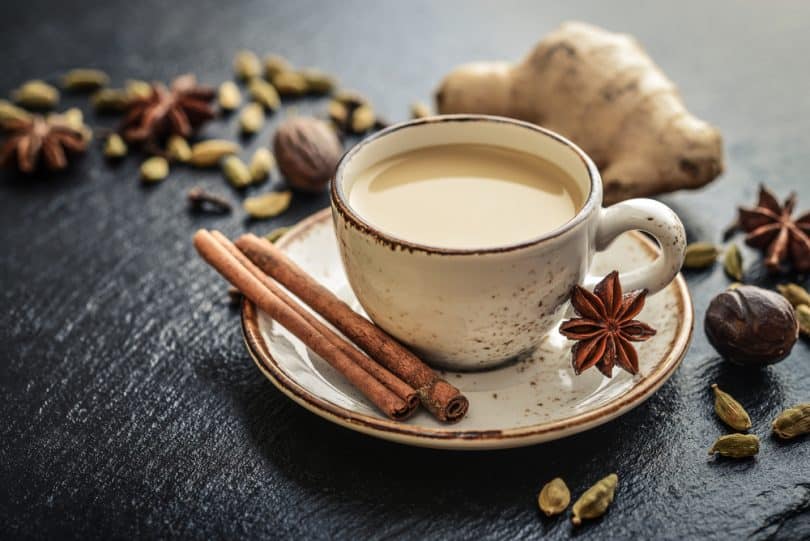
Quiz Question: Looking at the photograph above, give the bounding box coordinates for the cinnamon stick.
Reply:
[193,229,413,421]
[235,233,469,422]
[209,230,418,413]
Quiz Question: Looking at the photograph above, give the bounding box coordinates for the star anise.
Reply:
[559,271,656,377]
[120,74,215,146]
[0,114,87,173]
[738,184,810,273]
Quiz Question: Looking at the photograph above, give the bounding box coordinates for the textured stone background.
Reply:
[1,1,809,539]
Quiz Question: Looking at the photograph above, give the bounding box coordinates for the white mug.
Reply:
[331,115,685,370]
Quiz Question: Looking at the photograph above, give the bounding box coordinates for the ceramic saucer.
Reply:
[241,209,693,450]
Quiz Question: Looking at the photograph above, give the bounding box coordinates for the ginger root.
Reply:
[435,22,723,204]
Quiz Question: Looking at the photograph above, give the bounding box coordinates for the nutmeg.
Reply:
[705,285,798,367]
[273,116,343,193]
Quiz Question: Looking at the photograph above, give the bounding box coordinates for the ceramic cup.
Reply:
[331,115,686,370]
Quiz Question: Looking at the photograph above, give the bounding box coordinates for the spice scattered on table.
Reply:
[571,474,618,526]
[187,186,232,213]
[0,113,87,173]
[771,403,810,440]
[559,271,656,377]
[705,285,798,367]
[273,116,342,193]
[538,478,570,517]
[708,434,759,458]
[738,184,810,273]
[711,384,752,431]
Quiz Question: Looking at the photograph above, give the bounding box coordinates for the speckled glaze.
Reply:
[331,116,686,369]
[241,209,693,450]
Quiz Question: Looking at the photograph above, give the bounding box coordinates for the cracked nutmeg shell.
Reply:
[705,285,798,367]
[273,116,343,193]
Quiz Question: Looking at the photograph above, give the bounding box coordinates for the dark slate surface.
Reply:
[1,1,809,539]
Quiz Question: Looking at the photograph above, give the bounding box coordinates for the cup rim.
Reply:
[331,114,601,255]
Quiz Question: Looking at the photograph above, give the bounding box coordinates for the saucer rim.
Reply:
[241,208,694,450]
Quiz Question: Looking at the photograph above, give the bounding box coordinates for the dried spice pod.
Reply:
[333,89,368,108]
[797,304,810,336]
[772,403,810,439]
[683,242,720,269]
[166,135,192,163]
[263,54,292,80]
[13,80,60,109]
[222,155,253,188]
[273,116,342,193]
[189,139,240,167]
[92,88,130,113]
[188,186,232,214]
[273,71,308,96]
[62,68,109,91]
[777,283,810,308]
[0,114,87,173]
[538,478,570,517]
[327,100,349,127]
[571,474,618,526]
[217,81,242,111]
[104,134,128,159]
[708,434,759,458]
[140,156,169,182]
[239,102,265,134]
[0,99,32,126]
[705,285,798,367]
[739,185,810,273]
[723,244,743,281]
[248,79,281,111]
[264,226,291,243]
[711,384,751,431]
[350,104,376,134]
[234,50,262,80]
[126,80,153,101]
[243,191,292,219]
[410,101,431,119]
[249,148,274,182]
[300,69,336,95]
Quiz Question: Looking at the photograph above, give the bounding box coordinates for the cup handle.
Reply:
[584,198,686,295]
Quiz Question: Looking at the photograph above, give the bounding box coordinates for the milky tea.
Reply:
[349,144,584,249]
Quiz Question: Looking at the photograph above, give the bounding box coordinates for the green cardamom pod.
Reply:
[263,54,292,80]
[222,156,253,188]
[217,81,242,111]
[300,68,336,95]
[92,88,130,113]
[538,477,570,517]
[0,99,32,125]
[410,101,431,119]
[777,283,810,308]
[723,244,743,281]
[126,79,153,100]
[327,100,349,128]
[571,474,618,526]
[333,90,368,108]
[189,139,240,168]
[797,304,810,336]
[61,108,84,131]
[248,79,280,111]
[234,50,261,81]
[711,384,751,431]
[683,242,720,269]
[104,134,128,159]
[708,433,759,458]
[166,135,192,163]
[249,148,275,183]
[140,156,169,183]
[62,68,109,91]
[350,104,376,134]
[264,226,291,243]
[244,191,292,219]
[772,403,810,439]
[239,102,265,134]
[13,80,60,109]
[272,71,308,96]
